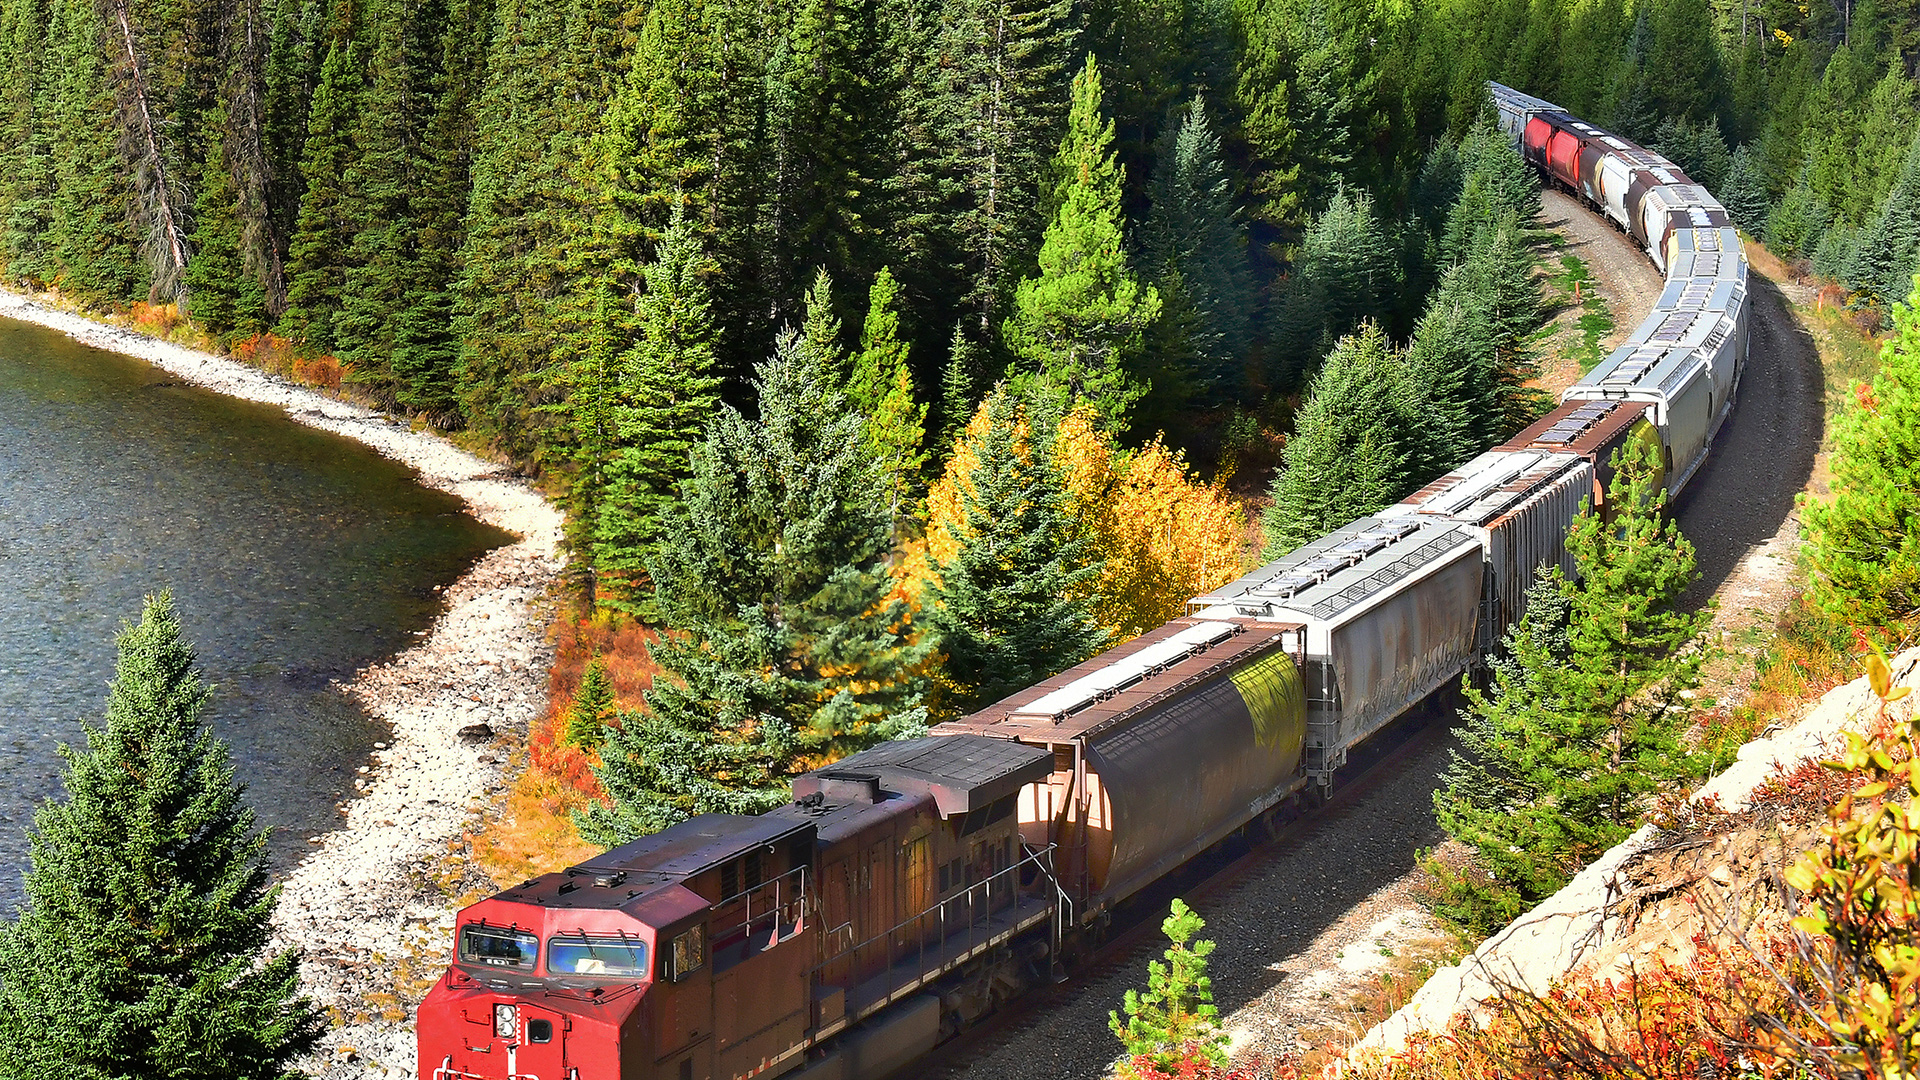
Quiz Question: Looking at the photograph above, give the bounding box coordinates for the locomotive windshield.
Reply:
[547,934,649,977]
[457,925,538,969]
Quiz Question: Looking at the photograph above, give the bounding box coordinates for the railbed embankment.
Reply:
[0,288,565,1078]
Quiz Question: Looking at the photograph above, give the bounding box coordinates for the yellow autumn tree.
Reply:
[922,400,1250,643]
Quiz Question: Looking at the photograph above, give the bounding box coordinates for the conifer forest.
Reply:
[4,0,1920,829]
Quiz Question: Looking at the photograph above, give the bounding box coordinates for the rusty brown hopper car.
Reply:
[1497,398,1659,509]
[933,618,1306,916]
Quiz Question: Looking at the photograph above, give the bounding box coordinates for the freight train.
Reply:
[417,83,1750,1080]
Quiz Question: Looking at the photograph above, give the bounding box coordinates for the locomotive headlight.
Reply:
[493,1003,516,1040]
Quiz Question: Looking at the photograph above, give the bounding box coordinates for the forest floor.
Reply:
[0,287,566,1079]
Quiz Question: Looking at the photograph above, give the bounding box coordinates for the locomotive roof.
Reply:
[1389,448,1586,526]
[939,618,1298,741]
[585,814,813,879]
[1498,398,1650,458]
[788,734,1052,818]
[1190,517,1476,625]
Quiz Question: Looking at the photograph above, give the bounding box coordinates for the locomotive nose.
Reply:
[419,981,607,1080]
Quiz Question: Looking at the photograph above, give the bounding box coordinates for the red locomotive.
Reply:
[419,618,1317,1080]
[417,733,1070,1080]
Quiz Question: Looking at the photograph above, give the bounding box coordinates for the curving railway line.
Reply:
[412,85,1822,1080]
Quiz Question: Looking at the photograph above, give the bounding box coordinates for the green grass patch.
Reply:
[1542,254,1615,373]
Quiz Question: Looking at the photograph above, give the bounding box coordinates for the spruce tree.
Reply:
[940,321,983,449]
[1717,144,1770,234]
[928,0,1076,339]
[1234,0,1371,245]
[0,592,324,1078]
[580,330,929,843]
[1801,277,1920,630]
[563,656,616,751]
[927,389,1106,712]
[1846,133,1920,317]
[184,109,269,342]
[1276,185,1398,367]
[1140,94,1252,407]
[1261,322,1422,557]
[589,211,723,612]
[850,267,929,516]
[1003,54,1161,436]
[279,22,362,351]
[0,0,54,282]
[43,0,140,303]
[798,268,847,385]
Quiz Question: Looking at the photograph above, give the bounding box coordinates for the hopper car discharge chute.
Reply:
[419,82,1750,1080]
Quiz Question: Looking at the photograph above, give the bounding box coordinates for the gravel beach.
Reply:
[0,289,564,1078]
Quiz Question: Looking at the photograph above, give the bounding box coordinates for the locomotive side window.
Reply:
[548,934,649,977]
[527,1019,553,1043]
[457,925,538,969]
[666,925,706,982]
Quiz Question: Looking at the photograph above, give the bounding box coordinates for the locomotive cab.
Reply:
[419,814,816,1080]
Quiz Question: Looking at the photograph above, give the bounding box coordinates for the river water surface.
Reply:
[0,315,511,904]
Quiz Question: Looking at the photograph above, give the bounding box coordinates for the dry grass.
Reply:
[468,601,665,887]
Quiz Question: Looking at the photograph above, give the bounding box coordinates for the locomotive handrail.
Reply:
[806,844,1062,1006]
[711,864,808,948]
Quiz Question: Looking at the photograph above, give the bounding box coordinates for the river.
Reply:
[0,314,512,905]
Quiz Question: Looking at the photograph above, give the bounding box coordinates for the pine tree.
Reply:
[1801,277,1920,630]
[1436,439,1710,909]
[1557,435,1711,828]
[579,330,929,843]
[927,389,1106,711]
[564,656,616,750]
[1004,54,1161,436]
[1140,94,1253,407]
[0,592,325,1078]
[1108,898,1226,1073]
[850,267,929,515]
[1261,322,1422,557]
[589,211,723,612]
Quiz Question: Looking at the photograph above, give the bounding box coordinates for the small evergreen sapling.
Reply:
[564,655,617,751]
[0,591,324,1079]
[1110,899,1227,1075]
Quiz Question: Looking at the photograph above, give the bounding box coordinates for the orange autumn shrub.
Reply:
[1341,935,1831,1080]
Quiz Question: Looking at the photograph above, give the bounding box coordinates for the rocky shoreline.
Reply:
[0,290,564,1078]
